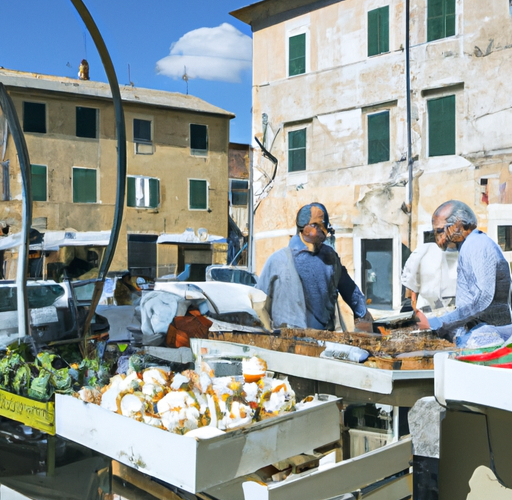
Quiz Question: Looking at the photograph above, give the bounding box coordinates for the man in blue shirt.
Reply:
[415,200,512,347]
[256,203,372,331]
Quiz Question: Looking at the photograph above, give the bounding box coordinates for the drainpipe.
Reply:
[0,84,31,339]
[405,0,414,250]
[248,146,255,272]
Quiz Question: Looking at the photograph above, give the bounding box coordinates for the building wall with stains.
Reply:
[234,0,512,310]
[0,69,232,274]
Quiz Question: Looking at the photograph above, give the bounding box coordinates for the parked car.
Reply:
[0,279,109,350]
[205,265,258,287]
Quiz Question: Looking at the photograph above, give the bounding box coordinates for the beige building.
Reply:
[0,68,234,281]
[232,0,512,310]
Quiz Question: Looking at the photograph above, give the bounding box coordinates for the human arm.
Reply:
[337,264,369,319]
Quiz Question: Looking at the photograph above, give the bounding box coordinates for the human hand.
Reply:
[414,310,431,330]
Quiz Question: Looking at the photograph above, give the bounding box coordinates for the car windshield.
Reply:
[0,284,65,313]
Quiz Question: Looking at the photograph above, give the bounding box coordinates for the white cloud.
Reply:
[156,23,252,83]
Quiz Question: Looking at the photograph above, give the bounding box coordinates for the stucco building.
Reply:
[0,68,234,280]
[232,0,512,310]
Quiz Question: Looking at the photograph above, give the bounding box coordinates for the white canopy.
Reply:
[0,230,111,251]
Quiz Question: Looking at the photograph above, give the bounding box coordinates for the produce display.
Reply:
[76,354,297,435]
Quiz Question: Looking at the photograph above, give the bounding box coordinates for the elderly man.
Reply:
[415,200,512,348]
[256,203,373,330]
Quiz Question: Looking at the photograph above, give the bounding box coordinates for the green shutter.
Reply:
[368,111,390,164]
[289,33,306,76]
[368,7,389,56]
[149,178,159,208]
[31,165,47,202]
[368,9,379,56]
[190,124,208,153]
[288,129,306,172]
[127,177,136,207]
[428,0,455,41]
[190,180,207,210]
[73,168,97,203]
[428,95,456,156]
[380,7,389,53]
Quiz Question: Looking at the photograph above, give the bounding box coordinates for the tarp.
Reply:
[157,230,226,244]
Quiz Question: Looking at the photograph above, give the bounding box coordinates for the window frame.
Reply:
[188,178,208,211]
[367,110,391,164]
[427,94,456,157]
[287,26,309,78]
[76,106,98,139]
[127,175,160,209]
[190,124,208,156]
[367,6,390,57]
[288,128,307,173]
[133,118,152,144]
[72,167,97,204]
[23,101,46,134]
[427,0,456,42]
[229,179,249,207]
[30,164,47,202]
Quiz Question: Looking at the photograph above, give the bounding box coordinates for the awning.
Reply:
[157,229,226,244]
[0,230,111,251]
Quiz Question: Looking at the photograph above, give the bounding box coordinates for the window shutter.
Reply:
[76,107,97,138]
[289,33,306,76]
[368,111,390,164]
[149,178,159,208]
[379,6,389,54]
[31,165,47,201]
[288,129,306,172]
[445,0,456,37]
[190,180,207,209]
[428,95,455,156]
[127,177,136,207]
[428,0,455,41]
[368,9,379,56]
[190,124,208,153]
[73,168,97,203]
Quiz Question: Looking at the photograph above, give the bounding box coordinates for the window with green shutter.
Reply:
[368,111,390,164]
[127,176,160,208]
[73,168,97,203]
[31,165,47,202]
[189,179,208,210]
[288,129,306,172]
[289,33,306,76]
[428,95,456,156]
[427,0,455,42]
[368,6,389,57]
[76,107,98,138]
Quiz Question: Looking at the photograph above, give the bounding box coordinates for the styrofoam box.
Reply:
[55,394,341,493]
[435,352,512,411]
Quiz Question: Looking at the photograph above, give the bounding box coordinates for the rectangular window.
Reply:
[427,0,455,42]
[73,167,97,203]
[190,124,208,155]
[368,111,390,164]
[288,129,306,172]
[289,33,306,76]
[133,119,152,143]
[498,226,512,252]
[368,6,389,56]
[76,107,98,138]
[428,95,455,157]
[230,179,249,206]
[127,176,160,209]
[189,179,208,210]
[31,165,47,202]
[23,102,46,134]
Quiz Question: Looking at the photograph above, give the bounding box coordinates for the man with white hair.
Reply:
[415,200,512,348]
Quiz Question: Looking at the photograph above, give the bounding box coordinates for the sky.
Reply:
[0,0,253,144]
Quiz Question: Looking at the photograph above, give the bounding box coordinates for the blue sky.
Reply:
[0,0,253,144]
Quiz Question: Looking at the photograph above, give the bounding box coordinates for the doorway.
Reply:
[361,239,393,308]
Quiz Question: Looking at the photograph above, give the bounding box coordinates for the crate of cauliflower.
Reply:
[55,354,341,493]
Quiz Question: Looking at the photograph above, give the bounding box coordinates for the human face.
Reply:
[432,211,462,251]
[301,222,327,250]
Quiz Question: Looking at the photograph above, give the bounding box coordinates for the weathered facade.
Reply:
[0,68,234,278]
[232,0,512,310]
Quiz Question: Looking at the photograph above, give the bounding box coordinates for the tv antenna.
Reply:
[128,64,134,87]
[182,66,189,95]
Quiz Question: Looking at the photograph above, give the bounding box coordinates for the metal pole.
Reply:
[70,0,127,339]
[248,146,255,272]
[0,84,32,339]
[406,0,414,251]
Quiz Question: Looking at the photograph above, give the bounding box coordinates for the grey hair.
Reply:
[434,200,477,230]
